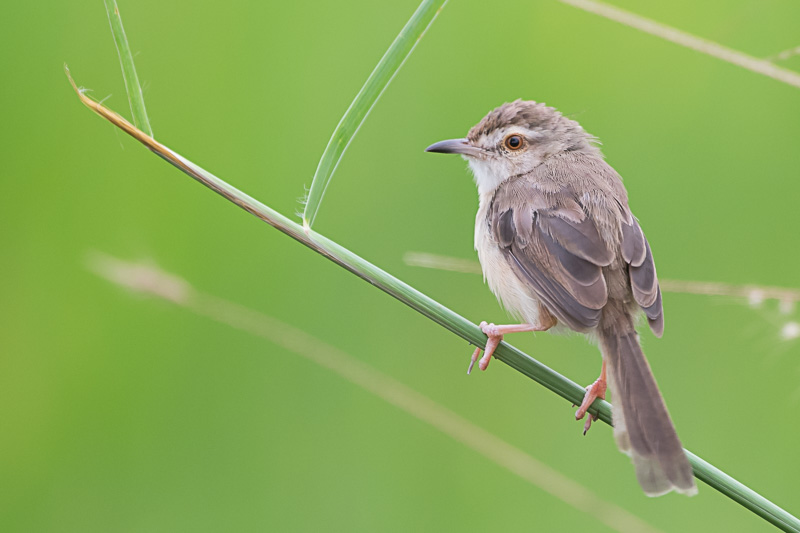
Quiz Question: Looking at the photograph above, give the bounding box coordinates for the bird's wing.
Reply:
[620,212,664,337]
[488,179,614,332]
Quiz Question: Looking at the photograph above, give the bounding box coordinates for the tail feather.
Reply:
[600,325,696,496]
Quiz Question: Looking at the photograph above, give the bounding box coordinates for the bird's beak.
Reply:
[425,138,487,158]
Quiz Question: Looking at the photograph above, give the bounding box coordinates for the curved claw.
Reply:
[582,413,598,435]
[468,347,481,375]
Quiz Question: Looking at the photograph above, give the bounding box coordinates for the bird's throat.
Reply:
[468,157,509,196]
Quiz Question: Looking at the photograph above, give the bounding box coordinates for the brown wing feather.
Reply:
[540,215,615,267]
[621,217,664,337]
[620,216,647,267]
[490,185,612,332]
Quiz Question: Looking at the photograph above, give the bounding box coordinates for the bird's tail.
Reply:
[598,314,697,496]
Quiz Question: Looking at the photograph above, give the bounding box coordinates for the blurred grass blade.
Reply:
[89,253,664,533]
[302,0,447,230]
[104,0,152,136]
[68,78,800,532]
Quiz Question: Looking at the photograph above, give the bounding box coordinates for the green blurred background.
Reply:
[3,0,800,531]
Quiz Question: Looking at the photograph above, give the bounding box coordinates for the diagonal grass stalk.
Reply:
[68,3,800,532]
[302,0,447,230]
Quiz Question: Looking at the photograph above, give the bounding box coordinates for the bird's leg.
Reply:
[469,313,556,374]
[575,359,607,435]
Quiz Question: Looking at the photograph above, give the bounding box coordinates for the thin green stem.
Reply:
[302,0,447,230]
[104,0,152,136]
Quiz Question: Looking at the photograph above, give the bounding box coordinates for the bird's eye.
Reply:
[504,134,523,150]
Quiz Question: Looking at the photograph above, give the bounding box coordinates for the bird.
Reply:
[425,100,696,497]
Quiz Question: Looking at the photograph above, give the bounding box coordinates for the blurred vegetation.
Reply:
[2,1,800,531]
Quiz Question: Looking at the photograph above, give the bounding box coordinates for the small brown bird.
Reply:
[426,100,696,497]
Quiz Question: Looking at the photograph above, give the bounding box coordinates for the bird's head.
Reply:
[426,100,599,194]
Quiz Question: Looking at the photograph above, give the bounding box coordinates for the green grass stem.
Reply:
[302,0,447,230]
[104,0,152,136]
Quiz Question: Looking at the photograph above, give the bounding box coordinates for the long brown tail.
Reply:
[598,317,697,496]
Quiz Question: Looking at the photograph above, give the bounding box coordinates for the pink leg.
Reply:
[575,359,607,435]
[468,321,552,374]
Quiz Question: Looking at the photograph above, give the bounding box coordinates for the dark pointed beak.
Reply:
[425,138,487,158]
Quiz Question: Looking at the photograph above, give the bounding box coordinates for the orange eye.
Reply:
[504,134,523,150]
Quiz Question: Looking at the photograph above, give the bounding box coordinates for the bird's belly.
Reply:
[474,204,543,326]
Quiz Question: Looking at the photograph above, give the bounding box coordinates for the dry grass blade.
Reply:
[88,252,664,533]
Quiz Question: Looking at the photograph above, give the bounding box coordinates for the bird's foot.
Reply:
[468,321,503,374]
[468,322,545,374]
[575,377,607,435]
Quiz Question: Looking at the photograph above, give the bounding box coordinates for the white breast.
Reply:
[474,192,543,325]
